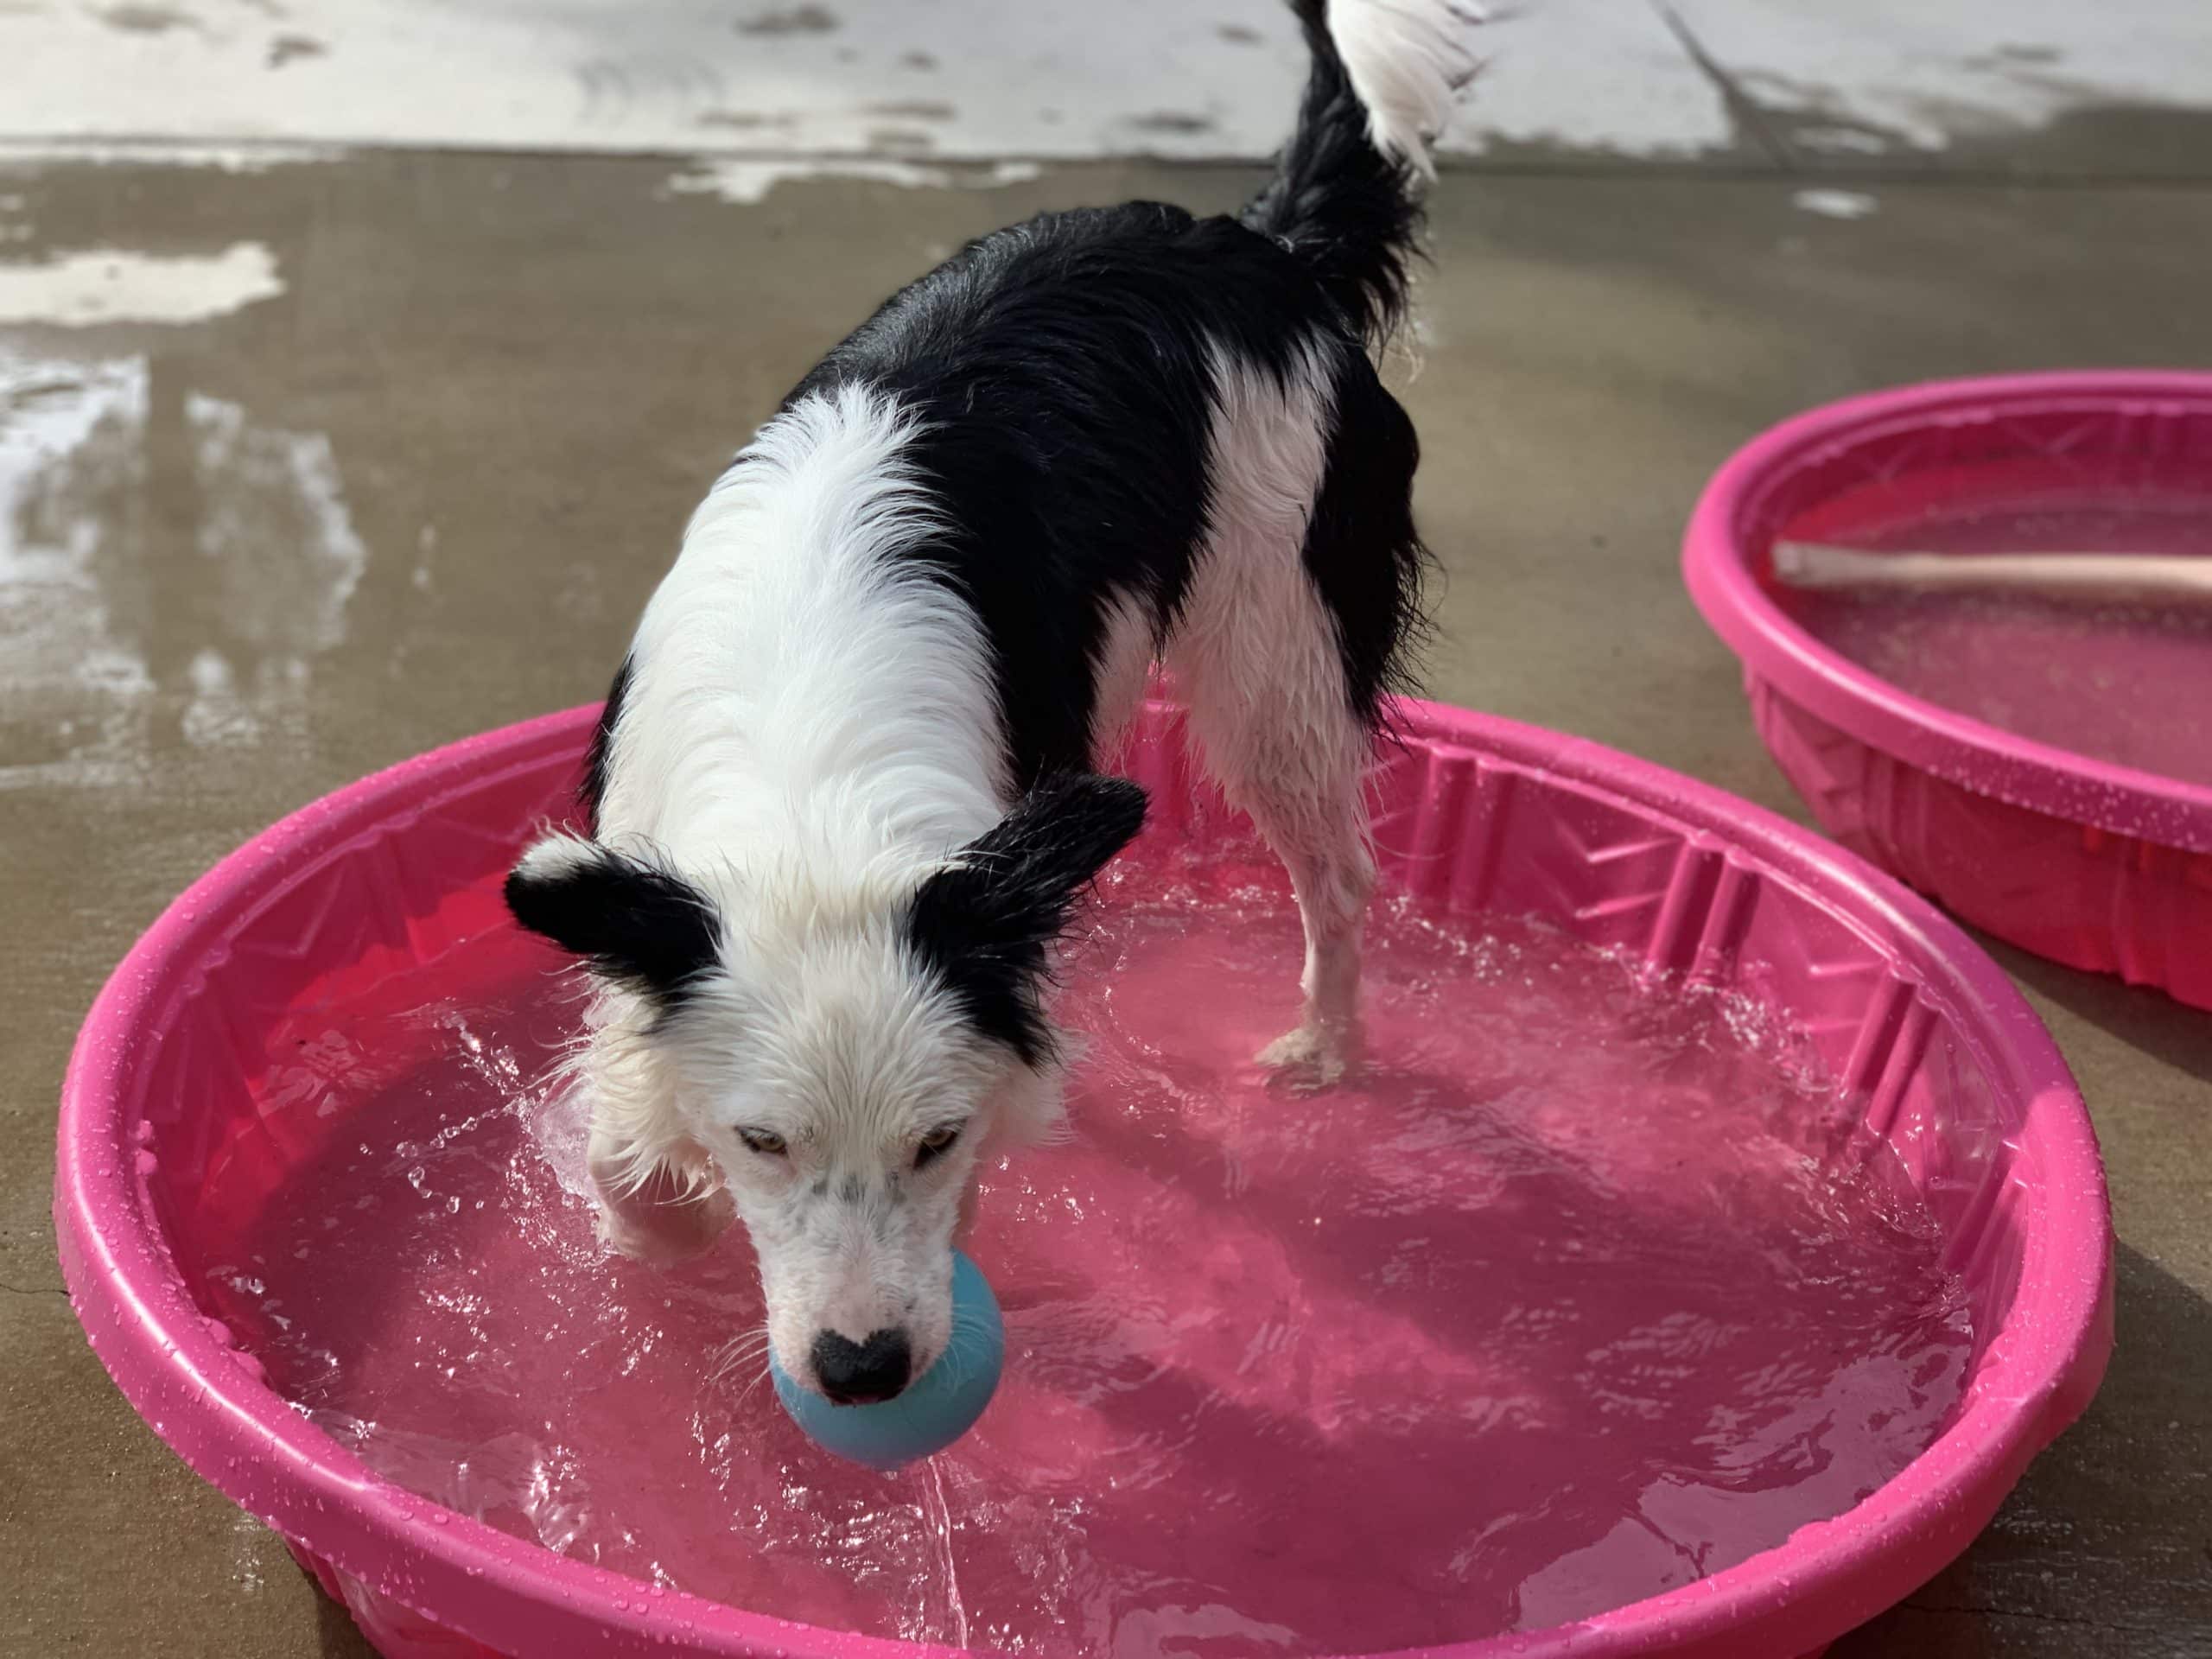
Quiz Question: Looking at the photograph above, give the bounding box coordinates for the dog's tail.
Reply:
[1243,0,1484,349]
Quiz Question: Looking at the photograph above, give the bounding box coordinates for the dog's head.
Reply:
[506,772,1144,1401]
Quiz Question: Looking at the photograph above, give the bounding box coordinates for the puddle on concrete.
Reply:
[1792,188,1878,219]
[861,99,955,123]
[0,347,366,790]
[1124,111,1217,136]
[266,34,327,68]
[92,3,200,35]
[0,243,283,327]
[661,156,1039,205]
[0,143,346,173]
[734,3,839,37]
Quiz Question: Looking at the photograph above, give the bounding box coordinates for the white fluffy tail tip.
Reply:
[1327,0,1491,178]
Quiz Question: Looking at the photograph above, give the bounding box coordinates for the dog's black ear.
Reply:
[504,835,722,1005]
[904,773,1147,1065]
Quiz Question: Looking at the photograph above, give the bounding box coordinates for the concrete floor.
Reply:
[3,77,2212,1659]
[8,0,2212,169]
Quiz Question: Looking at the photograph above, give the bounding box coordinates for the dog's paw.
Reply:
[1255,1024,1350,1087]
[596,1183,734,1268]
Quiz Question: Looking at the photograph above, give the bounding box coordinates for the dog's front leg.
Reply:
[588,1128,734,1267]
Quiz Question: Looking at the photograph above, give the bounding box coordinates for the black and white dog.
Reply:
[505,0,1473,1408]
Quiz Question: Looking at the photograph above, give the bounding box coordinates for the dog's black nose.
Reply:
[811,1327,912,1405]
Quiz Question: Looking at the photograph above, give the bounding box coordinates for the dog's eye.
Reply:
[913,1125,962,1169]
[738,1128,787,1156]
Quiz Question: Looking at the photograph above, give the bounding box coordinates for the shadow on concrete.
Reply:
[1988,940,2212,1088]
[314,1584,380,1658]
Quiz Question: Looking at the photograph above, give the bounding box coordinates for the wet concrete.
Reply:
[9,0,2212,175]
[2,152,2210,1656]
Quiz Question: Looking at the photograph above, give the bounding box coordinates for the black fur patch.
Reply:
[1302,363,1430,720]
[902,773,1147,1064]
[582,0,1430,842]
[786,188,1417,788]
[504,845,721,1007]
[1243,0,1427,349]
[579,656,633,835]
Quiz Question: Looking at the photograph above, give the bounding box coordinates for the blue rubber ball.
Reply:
[770,1250,1004,1471]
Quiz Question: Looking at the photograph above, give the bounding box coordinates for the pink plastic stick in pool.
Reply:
[1685,368,2212,1007]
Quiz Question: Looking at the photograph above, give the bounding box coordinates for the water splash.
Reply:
[198,840,1971,1650]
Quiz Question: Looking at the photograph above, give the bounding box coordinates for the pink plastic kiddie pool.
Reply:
[1684,371,2212,1008]
[57,699,2111,1657]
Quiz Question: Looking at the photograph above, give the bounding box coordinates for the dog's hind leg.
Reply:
[1174,597,1376,1078]
[1168,347,1406,1080]
[1169,342,1424,1080]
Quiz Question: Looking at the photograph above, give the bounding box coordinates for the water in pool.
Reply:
[201,838,1971,1651]
[1789,587,2212,787]
[1777,499,2212,787]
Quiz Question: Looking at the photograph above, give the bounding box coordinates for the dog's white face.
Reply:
[507,774,1143,1405]
[661,908,1017,1401]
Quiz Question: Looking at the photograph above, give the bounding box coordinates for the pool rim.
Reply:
[55,699,2113,1658]
[1681,366,2212,856]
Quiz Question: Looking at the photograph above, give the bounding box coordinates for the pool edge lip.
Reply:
[1680,367,2212,858]
[55,699,2114,1659]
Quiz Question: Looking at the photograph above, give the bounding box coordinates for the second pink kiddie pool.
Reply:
[58,699,2111,1657]
[1685,371,2212,1008]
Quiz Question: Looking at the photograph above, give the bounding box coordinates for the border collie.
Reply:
[505,0,1476,1407]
